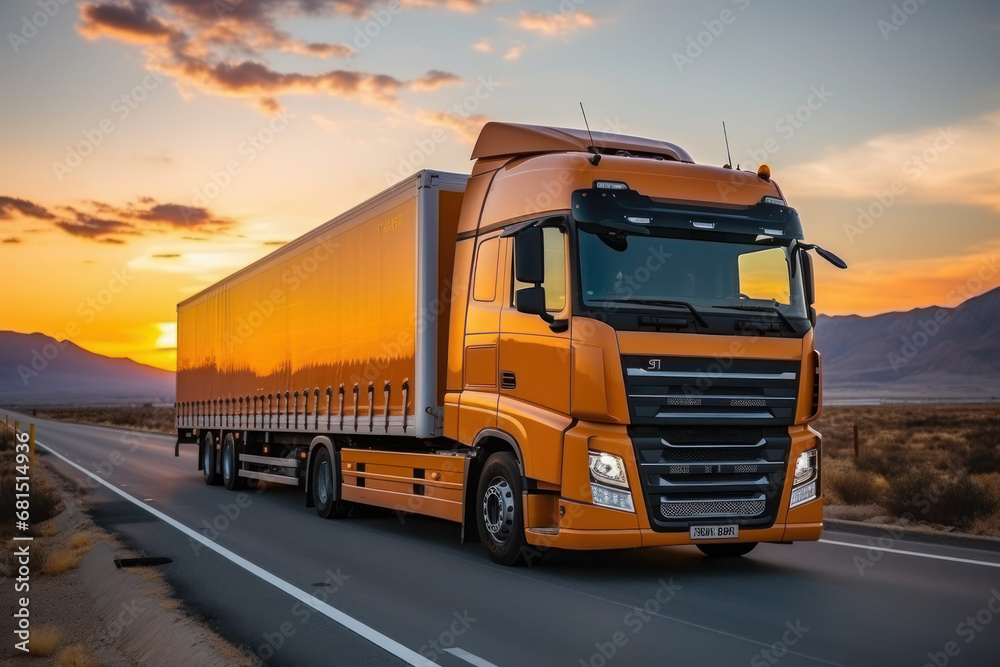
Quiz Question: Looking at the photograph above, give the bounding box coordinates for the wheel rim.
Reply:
[223,441,232,479]
[482,476,515,543]
[317,459,331,505]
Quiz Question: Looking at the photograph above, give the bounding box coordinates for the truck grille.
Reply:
[659,497,766,519]
[622,356,800,426]
[630,425,790,532]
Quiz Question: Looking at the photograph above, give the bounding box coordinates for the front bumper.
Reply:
[524,420,822,550]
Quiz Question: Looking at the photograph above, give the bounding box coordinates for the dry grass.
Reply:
[30,405,175,434]
[56,645,104,667]
[816,404,1000,536]
[42,531,95,576]
[29,626,62,656]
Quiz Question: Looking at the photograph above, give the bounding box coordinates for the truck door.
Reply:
[458,233,506,443]
[497,225,572,484]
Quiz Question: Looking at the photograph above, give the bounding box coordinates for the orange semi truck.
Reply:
[174,122,846,565]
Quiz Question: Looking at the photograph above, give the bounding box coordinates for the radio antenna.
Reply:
[580,102,601,166]
[722,121,733,169]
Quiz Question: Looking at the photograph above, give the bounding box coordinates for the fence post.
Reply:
[29,423,36,461]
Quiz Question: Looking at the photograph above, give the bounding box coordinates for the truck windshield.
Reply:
[578,231,808,320]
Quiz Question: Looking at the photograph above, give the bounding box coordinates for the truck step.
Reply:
[238,470,300,486]
[240,454,301,469]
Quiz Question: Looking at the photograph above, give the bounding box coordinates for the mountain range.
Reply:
[0,287,997,406]
[0,331,174,405]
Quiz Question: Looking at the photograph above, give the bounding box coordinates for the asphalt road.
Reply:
[9,411,1000,667]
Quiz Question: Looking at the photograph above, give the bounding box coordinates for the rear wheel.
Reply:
[312,447,351,519]
[697,542,758,558]
[476,452,543,566]
[202,432,219,485]
[222,433,246,491]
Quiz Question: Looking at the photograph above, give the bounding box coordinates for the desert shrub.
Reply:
[827,467,884,505]
[884,467,996,529]
[856,445,911,478]
[963,442,1000,475]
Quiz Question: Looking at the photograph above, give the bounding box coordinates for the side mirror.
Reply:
[514,226,544,285]
[515,286,547,316]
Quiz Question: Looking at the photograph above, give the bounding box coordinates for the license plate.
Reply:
[690,525,738,540]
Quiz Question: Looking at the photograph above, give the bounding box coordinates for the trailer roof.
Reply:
[471,122,694,163]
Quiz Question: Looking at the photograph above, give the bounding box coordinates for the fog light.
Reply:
[591,483,635,512]
[790,481,817,508]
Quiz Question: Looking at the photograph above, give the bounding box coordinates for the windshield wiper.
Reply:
[596,299,708,327]
[713,303,795,332]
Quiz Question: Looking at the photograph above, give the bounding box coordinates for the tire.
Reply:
[202,432,219,485]
[476,452,542,566]
[222,433,246,491]
[697,542,758,558]
[311,447,351,519]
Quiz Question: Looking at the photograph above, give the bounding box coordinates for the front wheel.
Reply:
[697,542,758,558]
[312,447,351,519]
[476,452,543,566]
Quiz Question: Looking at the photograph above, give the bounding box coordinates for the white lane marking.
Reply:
[819,539,1000,569]
[36,439,435,667]
[443,648,498,667]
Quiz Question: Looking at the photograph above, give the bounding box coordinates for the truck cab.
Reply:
[444,123,832,563]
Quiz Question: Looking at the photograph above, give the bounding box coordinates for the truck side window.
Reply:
[473,237,500,302]
[513,227,566,312]
[737,246,792,305]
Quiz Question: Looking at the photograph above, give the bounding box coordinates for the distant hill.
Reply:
[816,287,1000,402]
[0,331,174,405]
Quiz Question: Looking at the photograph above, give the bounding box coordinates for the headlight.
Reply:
[790,448,818,508]
[793,449,817,486]
[588,452,629,489]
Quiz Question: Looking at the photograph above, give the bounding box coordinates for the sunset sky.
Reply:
[1,0,999,371]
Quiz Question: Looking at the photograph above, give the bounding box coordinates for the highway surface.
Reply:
[10,411,1000,667]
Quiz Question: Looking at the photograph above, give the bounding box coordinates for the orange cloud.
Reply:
[781,110,1000,213]
[815,241,1000,316]
[77,1,463,111]
[0,196,56,220]
[513,9,596,35]
[414,110,489,142]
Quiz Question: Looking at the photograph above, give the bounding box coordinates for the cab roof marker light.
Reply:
[627,216,652,224]
[764,228,783,236]
[763,196,786,206]
[595,181,629,190]
[692,221,716,229]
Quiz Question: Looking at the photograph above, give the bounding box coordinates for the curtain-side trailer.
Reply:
[176,123,846,565]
